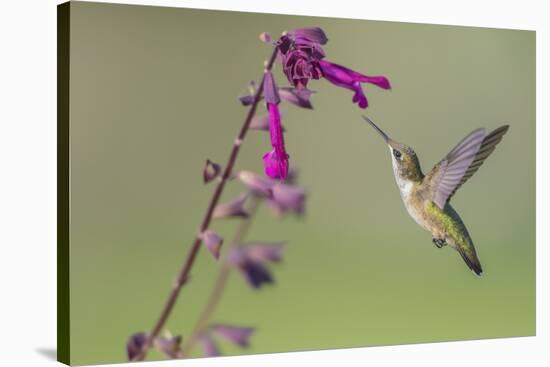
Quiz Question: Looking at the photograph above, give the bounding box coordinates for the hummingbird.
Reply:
[362,116,509,276]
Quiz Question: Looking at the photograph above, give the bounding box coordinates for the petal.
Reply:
[200,230,224,259]
[203,159,221,184]
[279,87,314,109]
[267,103,285,153]
[199,334,220,357]
[359,75,391,90]
[262,150,289,180]
[226,247,246,266]
[239,95,255,106]
[211,325,255,347]
[319,59,355,89]
[237,170,275,196]
[240,260,273,288]
[250,114,286,132]
[249,114,270,131]
[244,243,285,263]
[127,332,147,361]
[320,60,391,90]
[263,71,280,104]
[271,183,306,215]
[154,335,182,359]
[259,32,272,43]
[351,81,368,109]
[212,194,249,219]
[289,27,328,45]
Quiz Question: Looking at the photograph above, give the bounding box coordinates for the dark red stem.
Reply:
[134,46,279,361]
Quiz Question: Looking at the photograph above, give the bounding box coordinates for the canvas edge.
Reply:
[57,1,71,365]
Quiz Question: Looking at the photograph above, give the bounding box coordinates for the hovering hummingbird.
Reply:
[362,116,509,276]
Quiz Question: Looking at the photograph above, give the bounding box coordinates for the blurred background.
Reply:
[68,2,535,364]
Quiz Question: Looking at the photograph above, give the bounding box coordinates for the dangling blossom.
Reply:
[154,334,183,359]
[277,27,390,109]
[227,243,285,288]
[318,60,390,108]
[262,71,289,180]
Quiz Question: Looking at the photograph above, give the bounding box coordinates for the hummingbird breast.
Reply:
[393,175,430,230]
[395,174,473,248]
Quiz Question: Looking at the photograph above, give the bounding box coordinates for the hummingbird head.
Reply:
[362,116,423,182]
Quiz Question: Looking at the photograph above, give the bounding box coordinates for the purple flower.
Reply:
[236,170,306,216]
[126,332,147,361]
[211,324,255,347]
[259,32,272,43]
[154,334,182,359]
[228,244,285,288]
[263,71,289,180]
[278,28,327,89]
[203,159,221,184]
[277,27,390,109]
[198,334,220,357]
[237,170,276,197]
[319,59,391,109]
[278,87,314,109]
[212,194,249,219]
[245,243,285,263]
[267,183,306,216]
[200,230,224,259]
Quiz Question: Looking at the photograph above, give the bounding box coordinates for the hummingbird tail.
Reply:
[457,247,483,276]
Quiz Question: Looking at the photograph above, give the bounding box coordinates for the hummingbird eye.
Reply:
[393,149,402,159]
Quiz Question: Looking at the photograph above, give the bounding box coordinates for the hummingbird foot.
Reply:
[432,238,447,248]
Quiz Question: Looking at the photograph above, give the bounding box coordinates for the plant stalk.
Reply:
[135,46,279,361]
[180,196,261,355]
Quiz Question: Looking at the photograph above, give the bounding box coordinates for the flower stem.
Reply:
[135,46,279,361]
[181,196,261,355]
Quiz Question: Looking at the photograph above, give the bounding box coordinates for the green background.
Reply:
[67,1,535,365]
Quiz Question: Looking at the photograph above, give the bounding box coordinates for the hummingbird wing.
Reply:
[427,125,510,209]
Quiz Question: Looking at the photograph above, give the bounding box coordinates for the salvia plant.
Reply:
[126,27,390,361]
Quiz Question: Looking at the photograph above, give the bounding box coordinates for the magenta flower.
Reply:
[319,60,391,109]
[278,27,327,89]
[277,27,390,109]
[262,71,289,180]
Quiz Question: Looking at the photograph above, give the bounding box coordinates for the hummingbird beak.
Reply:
[361,116,389,143]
